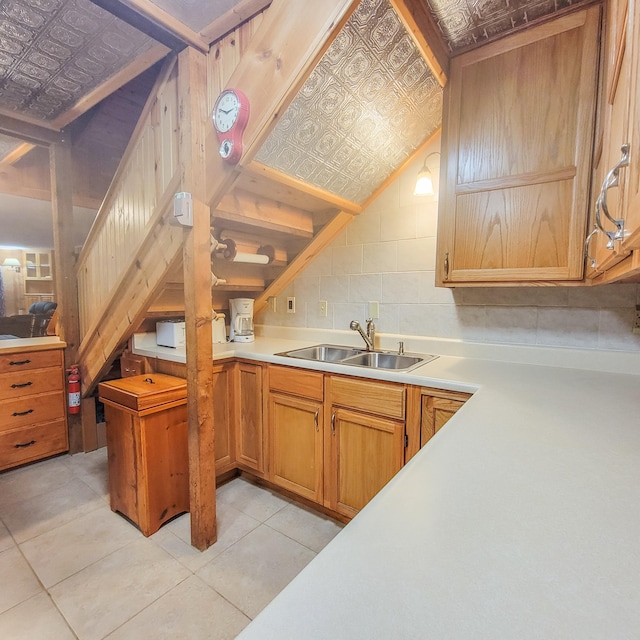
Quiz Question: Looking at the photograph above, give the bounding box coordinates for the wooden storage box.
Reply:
[99,373,188,536]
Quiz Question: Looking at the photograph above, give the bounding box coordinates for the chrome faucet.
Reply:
[350,318,376,351]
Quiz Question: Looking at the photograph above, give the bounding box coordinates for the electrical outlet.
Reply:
[268,296,277,313]
[633,305,640,334]
[368,301,379,319]
[287,297,296,314]
[319,300,328,317]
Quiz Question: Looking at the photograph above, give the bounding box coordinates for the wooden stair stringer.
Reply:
[77,177,184,395]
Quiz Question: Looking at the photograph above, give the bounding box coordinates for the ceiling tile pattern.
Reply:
[427,0,577,52]
[256,0,442,205]
[0,0,157,122]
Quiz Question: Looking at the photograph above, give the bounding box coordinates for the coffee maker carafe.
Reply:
[229,298,255,343]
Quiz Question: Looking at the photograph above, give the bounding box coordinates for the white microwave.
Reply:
[156,320,185,348]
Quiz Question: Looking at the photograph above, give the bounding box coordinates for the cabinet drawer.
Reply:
[0,419,68,471]
[329,377,405,420]
[269,365,324,401]
[0,391,65,432]
[0,367,63,401]
[0,349,62,374]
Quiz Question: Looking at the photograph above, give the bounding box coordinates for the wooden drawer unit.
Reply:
[0,345,68,471]
[269,365,324,401]
[0,367,64,401]
[0,348,61,374]
[0,419,68,471]
[329,376,405,420]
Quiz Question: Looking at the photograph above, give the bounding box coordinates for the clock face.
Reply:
[213,90,241,134]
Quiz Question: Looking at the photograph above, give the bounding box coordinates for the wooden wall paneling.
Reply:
[178,46,217,551]
[77,171,184,394]
[50,140,83,452]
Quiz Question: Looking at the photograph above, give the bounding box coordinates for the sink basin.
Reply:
[277,344,364,362]
[277,344,437,371]
[341,352,429,370]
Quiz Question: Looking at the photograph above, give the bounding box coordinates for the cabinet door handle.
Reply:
[584,226,600,270]
[314,408,319,432]
[597,143,630,248]
[11,381,33,389]
[331,412,336,436]
[9,359,31,366]
[443,251,449,280]
[12,409,34,417]
[14,440,36,449]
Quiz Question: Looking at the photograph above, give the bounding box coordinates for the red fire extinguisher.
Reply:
[67,365,81,415]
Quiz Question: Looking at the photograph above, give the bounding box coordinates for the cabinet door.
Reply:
[437,7,600,285]
[420,395,466,447]
[235,362,264,474]
[269,392,323,503]
[212,363,234,474]
[327,407,404,519]
[587,0,633,273]
[621,0,640,249]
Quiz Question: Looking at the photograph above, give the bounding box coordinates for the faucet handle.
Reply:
[398,341,404,355]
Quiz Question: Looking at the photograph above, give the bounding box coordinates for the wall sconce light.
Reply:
[414,151,441,196]
[2,258,21,272]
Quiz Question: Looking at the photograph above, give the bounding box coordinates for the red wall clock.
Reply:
[212,88,250,164]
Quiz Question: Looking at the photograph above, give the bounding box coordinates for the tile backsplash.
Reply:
[256,135,640,353]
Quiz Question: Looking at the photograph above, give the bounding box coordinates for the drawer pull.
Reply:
[9,359,31,366]
[14,440,36,449]
[12,409,34,417]
[11,381,33,389]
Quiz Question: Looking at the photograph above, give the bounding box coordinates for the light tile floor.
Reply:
[0,449,343,639]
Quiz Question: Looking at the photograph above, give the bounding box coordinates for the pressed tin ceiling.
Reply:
[256,0,443,205]
[426,0,581,52]
[0,0,157,122]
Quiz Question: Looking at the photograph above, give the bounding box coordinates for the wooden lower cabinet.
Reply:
[327,407,405,519]
[0,345,68,471]
[325,375,407,518]
[420,390,470,447]
[269,392,323,502]
[235,361,265,475]
[212,362,234,474]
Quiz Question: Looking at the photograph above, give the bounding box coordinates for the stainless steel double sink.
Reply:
[276,344,437,372]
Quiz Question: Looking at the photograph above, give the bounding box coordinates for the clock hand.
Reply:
[220,108,235,114]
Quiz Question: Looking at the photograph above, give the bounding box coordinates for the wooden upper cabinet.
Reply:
[436,7,600,285]
[585,0,640,282]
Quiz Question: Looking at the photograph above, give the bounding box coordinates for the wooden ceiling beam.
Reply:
[51,44,170,129]
[243,162,363,215]
[0,142,35,166]
[0,112,62,145]
[390,0,449,86]
[201,0,273,44]
[89,0,208,52]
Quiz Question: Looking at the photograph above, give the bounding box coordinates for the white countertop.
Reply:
[133,328,640,638]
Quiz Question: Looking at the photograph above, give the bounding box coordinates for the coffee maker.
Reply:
[229,298,255,343]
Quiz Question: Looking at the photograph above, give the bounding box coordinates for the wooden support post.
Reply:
[178,47,217,550]
[50,140,83,453]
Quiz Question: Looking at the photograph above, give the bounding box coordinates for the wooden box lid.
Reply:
[98,373,187,412]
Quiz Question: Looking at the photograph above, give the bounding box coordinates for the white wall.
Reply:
[256,135,640,353]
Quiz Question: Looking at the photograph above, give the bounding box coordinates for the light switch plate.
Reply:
[319,300,328,317]
[287,297,296,314]
[633,305,640,334]
[368,301,379,319]
[268,296,277,313]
